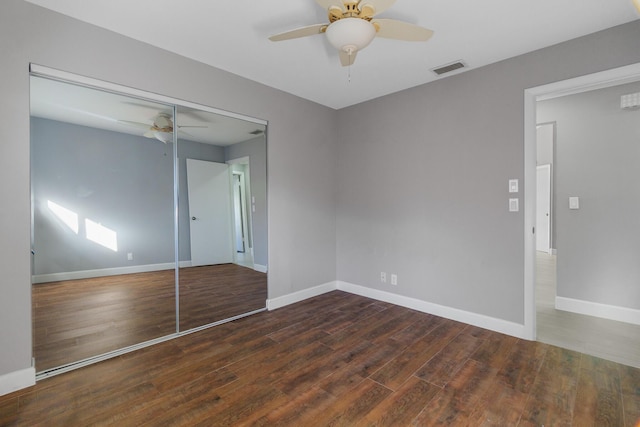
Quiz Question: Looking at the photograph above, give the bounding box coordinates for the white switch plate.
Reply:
[391,274,398,285]
[127,252,133,261]
[509,179,519,193]
[380,272,386,283]
[509,198,519,212]
[569,197,580,210]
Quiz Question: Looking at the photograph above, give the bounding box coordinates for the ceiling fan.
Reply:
[269,0,433,66]
[119,113,207,143]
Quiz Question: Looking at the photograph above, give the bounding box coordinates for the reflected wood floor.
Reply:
[7,291,640,426]
[536,252,640,368]
[33,264,267,371]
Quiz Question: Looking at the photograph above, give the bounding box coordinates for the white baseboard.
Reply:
[254,264,268,273]
[556,296,640,326]
[266,280,527,339]
[337,281,527,339]
[0,367,35,397]
[267,281,337,311]
[32,262,188,284]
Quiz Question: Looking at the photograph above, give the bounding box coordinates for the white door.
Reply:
[186,159,233,266]
[536,164,552,253]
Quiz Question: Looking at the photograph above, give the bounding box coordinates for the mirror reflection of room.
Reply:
[30,75,267,374]
[176,107,268,330]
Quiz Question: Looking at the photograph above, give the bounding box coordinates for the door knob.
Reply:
[192,217,197,220]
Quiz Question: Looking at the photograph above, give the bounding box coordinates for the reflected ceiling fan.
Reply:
[269,0,433,66]
[119,113,207,143]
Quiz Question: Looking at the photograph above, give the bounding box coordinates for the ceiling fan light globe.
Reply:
[634,0,640,13]
[326,18,376,54]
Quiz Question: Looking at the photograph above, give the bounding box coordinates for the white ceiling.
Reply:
[25,0,639,110]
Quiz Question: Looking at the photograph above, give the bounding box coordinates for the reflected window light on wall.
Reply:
[85,219,118,252]
[47,200,79,234]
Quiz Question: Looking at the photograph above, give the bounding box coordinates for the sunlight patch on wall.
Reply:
[47,200,79,234]
[85,219,118,252]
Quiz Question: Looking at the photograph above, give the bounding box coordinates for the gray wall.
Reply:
[0,0,338,379]
[32,118,175,275]
[335,21,640,324]
[226,136,268,267]
[31,118,231,274]
[538,82,640,310]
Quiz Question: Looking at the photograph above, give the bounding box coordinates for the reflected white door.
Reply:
[186,159,233,266]
[536,164,552,253]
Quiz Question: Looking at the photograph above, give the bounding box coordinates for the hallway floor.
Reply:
[536,252,640,368]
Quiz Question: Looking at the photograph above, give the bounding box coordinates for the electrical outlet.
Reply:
[380,272,386,283]
[391,274,398,286]
[127,252,134,261]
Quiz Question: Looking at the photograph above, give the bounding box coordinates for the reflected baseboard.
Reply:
[33,262,178,284]
[33,261,197,283]
[254,264,267,273]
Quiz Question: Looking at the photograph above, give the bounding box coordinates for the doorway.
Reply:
[524,63,640,367]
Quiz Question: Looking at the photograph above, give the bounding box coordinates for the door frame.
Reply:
[227,156,254,266]
[231,170,250,254]
[523,62,640,340]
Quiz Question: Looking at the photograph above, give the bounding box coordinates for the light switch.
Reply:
[509,198,519,212]
[509,179,519,193]
[569,197,580,210]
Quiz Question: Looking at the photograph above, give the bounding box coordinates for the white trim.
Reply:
[267,281,336,310]
[29,64,267,126]
[337,282,527,339]
[523,61,640,342]
[266,280,528,338]
[0,367,35,397]
[226,156,250,165]
[254,264,268,273]
[556,297,640,326]
[32,262,183,284]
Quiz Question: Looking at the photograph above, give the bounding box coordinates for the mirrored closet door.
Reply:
[30,68,268,375]
[175,107,268,331]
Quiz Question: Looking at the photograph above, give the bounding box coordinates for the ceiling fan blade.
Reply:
[372,19,433,41]
[269,24,328,42]
[358,0,396,17]
[118,119,150,129]
[339,50,358,67]
[178,125,208,129]
[143,130,155,138]
[315,0,344,11]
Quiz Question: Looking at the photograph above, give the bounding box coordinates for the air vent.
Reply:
[431,61,466,76]
[249,129,264,135]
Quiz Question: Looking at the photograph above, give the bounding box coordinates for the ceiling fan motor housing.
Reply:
[326,18,376,54]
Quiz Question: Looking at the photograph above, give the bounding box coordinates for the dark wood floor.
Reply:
[33,264,267,371]
[7,291,639,426]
